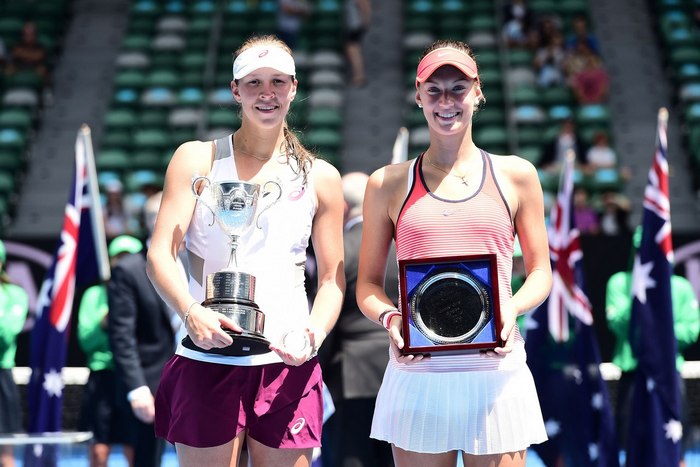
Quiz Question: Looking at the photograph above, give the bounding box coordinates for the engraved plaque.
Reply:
[399,254,502,355]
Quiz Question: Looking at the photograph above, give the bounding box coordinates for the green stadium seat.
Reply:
[0,150,24,172]
[576,104,612,127]
[133,128,171,151]
[208,108,241,128]
[104,109,138,131]
[131,150,165,171]
[473,107,505,127]
[307,107,343,129]
[0,108,33,134]
[0,171,16,197]
[0,129,26,154]
[518,145,543,165]
[474,127,509,153]
[114,70,148,90]
[511,86,542,106]
[96,149,131,173]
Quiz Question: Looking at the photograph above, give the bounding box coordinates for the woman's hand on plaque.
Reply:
[388,315,428,364]
[185,303,241,350]
[481,303,516,357]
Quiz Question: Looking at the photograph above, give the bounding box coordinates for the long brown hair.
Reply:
[419,39,486,108]
[234,35,314,184]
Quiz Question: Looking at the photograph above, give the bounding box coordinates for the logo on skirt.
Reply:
[290,417,306,434]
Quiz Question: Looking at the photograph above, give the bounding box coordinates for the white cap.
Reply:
[233,45,296,80]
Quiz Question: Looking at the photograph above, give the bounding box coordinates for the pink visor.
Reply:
[415,48,479,88]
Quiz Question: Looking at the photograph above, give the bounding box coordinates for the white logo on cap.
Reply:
[258,49,269,58]
[436,51,450,57]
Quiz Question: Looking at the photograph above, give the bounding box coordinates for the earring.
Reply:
[418,103,423,108]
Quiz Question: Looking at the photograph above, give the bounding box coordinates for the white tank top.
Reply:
[176,135,318,365]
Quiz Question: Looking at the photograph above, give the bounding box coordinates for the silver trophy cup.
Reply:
[181,177,282,356]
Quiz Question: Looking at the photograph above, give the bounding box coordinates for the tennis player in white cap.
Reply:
[146,34,345,467]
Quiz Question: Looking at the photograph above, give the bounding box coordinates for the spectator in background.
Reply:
[122,171,163,239]
[533,31,566,87]
[103,179,133,241]
[108,193,175,467]
[606,227,700,461]
[0,240,29,467]
[573,186,600,235]
[597,190,631,236]
[585,131,617,170]
[539,118,588,173]
[565,15,601,55]
[531,15,563,51]
[501,0,535,48]
[321,172,394,467]
[693,7,700,29]
[5,21,48,84]
[78,235,143,467]
[344,0,372,86]
[565,41,610,104]
[276,0,313,50]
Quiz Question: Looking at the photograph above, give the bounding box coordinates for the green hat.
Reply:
[0,239,5,263]
[633,226,642,249]
[108,235,143,257]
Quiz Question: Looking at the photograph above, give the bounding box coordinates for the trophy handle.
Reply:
[191,176,218,226]
[255,180,282,228]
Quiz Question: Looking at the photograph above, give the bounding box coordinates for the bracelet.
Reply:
[379,309,401,331]
[183,301,198,327]
[377,308,398,325]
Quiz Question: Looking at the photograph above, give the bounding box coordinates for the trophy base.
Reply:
[181,331,271,356]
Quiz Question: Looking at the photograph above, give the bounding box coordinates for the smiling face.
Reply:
[416,65,480,134]
[231,67,297,129]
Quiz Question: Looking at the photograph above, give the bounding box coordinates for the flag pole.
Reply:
[79,124,110,282]
[391,127,409,164]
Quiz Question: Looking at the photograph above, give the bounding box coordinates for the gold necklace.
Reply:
[233,134,280,161]
[236,149,274,161]
[426,154,469,187]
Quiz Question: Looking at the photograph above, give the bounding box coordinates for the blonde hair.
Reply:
[234,35,315,184]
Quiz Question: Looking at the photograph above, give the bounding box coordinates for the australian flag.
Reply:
[625,108,681,466]
[525,151,619,466]
[24,126,109,465]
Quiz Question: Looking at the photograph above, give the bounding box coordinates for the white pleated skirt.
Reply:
[370,353,548,455]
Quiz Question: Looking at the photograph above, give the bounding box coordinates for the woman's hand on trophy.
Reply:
[185,303,241,350]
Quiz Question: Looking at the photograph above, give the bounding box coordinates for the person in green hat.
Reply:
[0,239,29,467]
[605,227,700,461]
[77,235,143,467]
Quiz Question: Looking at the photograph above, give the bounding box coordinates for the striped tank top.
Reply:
[393,150,526,372]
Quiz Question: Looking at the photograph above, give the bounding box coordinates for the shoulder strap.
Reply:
[214,135,231,161]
